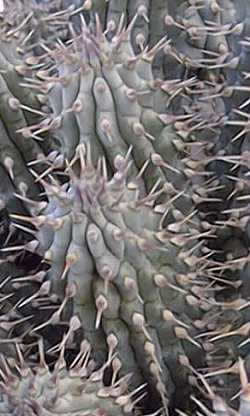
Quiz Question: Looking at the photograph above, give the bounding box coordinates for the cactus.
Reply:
[9,139,217,414]
[0,333,143,416]
[160,6,250,406]
[31,14,169,168]
[70,0,171,78]
[189,358,250,416]
[0,25,53,218]
[1,6,225,415]
[0,30,52,355]
[0,201,77,370]
[2,2,250,416]
[27,14,219,214]
[0,0,75,55]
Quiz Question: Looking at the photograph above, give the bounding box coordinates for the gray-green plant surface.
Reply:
[0,1,250,415]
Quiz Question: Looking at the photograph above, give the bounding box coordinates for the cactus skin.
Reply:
[61,0,170,77]
[5,8,221,414]
[189,358,250,416]
[0,8,211,414]
[0,335,139,416]
[29,15,217,219]
[160,4,250,408]
[33,16,170,173]
[0,28,53,217]
[3,2,250,415]
[162,0,250,186]
[14,140,216,414]
[0,205,75,368]
[1,0,73,55]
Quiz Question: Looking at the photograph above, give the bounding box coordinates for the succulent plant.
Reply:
[189,358,250,416]
[2,1,250,416]
[0,25,53,219]
[10,138,217,414]
[0,332,143,416]
[0,7,226,415]
[0,0,75,55]
[0,198,78,374]
[26,13,221,215]
[67,0,168,71]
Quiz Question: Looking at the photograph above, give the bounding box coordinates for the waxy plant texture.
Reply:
[1,1,250,415]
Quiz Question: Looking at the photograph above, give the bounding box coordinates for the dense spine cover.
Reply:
[0,1,250,415]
